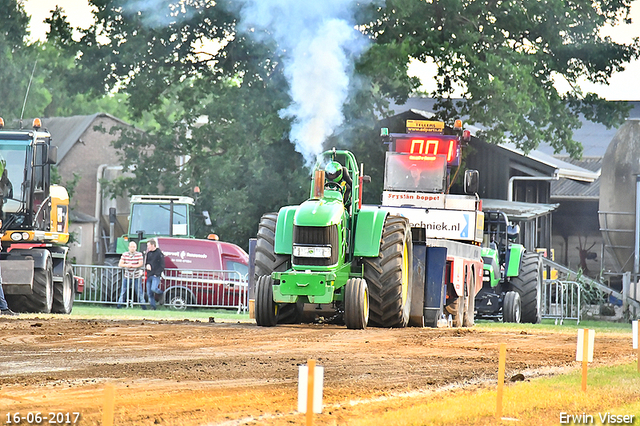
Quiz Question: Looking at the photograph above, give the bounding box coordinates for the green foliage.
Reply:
[99,77,310,249]
[366,0,639,157]
[0,0,48,120]
[37,0,639,250]
[574,268,610,305]
[0,2,134,121]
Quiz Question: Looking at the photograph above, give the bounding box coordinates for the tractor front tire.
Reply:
[364,215,413,328]
[510,252,542,324]
[344,278,369,330]
[255,212,300,324]
[503,291,521,323]
[52,263,74,314]
[255,275,277,327]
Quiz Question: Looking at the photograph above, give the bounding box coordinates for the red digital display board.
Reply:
[394,135,460,166]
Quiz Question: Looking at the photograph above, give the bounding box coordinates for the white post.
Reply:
[298,361,324,417]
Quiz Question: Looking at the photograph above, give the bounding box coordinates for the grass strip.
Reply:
[342,362,640,426]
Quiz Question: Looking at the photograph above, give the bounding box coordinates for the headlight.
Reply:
[10,232,30,241]
[293,245,332,258]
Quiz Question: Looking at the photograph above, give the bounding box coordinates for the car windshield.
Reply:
[129,203,189,236]
[0,140,29,213]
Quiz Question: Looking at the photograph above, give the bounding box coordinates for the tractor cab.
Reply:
[0,118,67,243]
[113,195,195,254]
[309,149,366,214]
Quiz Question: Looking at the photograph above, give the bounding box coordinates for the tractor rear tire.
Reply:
[102,256,121,303]
[503,291,521,323]
[255,212,300,324]
[510,252,542,324]
[344,278,369,330]
[363,215,412,328]
[255,275,277,327]
[52,263,74,314]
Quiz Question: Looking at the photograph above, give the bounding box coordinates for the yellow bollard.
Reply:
[306,359,316,426]
[635,321,640,373]
[496,343,506,420]
[576,329,594,392]
[103,384,115,426]
[582,332,589,391]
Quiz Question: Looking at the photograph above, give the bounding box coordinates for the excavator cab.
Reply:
[0,118,74,314]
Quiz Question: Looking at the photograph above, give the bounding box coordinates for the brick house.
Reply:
[41,113,134,265]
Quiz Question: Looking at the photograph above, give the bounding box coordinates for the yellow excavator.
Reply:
[0,117,77,313]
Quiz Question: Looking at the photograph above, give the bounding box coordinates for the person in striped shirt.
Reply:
[117,241,146,308]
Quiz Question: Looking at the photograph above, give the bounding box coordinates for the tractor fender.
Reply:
[5,247,52,270]
[505,244,525,277]
[274,206,298,255]
[353,206,388,257]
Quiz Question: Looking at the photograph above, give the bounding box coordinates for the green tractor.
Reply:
[475,210,543,323]
[254,149,413,329]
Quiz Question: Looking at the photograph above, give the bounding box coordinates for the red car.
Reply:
[153,237,249,310]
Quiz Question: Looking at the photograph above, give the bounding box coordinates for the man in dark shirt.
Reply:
[145,239,165,310]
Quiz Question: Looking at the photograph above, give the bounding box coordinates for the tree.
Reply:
[69,0,315,247]
[68,0,640,247]
[0,2,134,121]
[0,0,51,120]
[364,0,640,157]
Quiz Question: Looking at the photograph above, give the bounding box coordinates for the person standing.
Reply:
[0,281,17,315]
[0,219,18,316]
[145,239,165,310]
[117,241,145,308]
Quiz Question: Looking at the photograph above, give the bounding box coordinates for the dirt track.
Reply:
[0,317,633,425]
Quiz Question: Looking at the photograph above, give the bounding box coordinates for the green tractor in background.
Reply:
[253,149,413,329]
[475,210,543,323]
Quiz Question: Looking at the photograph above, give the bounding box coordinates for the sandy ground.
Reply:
[0,317,634,425]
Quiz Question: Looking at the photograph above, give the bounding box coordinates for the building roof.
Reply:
[499,143,599,182]
[550,157,603,200]
[39,113,131,161]
[482,199,559,221]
